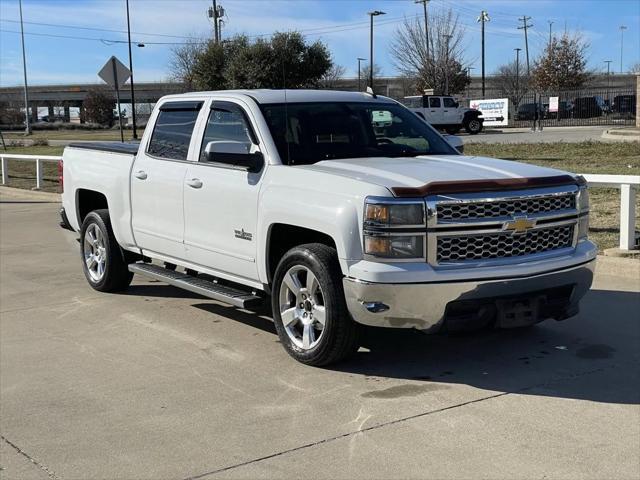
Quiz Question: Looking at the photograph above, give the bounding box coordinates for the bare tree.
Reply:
[494,61,530,109]
[630,62,640,74]
[391,9,469,95]
[169,38,204,90]
[321,64,346,88]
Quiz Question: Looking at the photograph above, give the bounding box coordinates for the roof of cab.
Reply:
[162,89,396,105]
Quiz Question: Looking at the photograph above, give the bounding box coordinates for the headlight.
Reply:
[363,197,426,260]
[365,202,424,226]
[576,184,590,241]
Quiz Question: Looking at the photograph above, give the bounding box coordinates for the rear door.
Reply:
[130,100,203,260]
[427,96,443,125]
[182,99,264,283]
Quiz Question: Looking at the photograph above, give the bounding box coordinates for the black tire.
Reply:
[271,243,359,366]
[464,118,483,135]
[445,125,460,135]
[80,209,133,292]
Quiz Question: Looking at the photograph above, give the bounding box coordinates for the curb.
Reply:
[0,186,61,202]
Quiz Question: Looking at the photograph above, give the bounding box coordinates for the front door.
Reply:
[130,101,202,260]
[183,100,263,283]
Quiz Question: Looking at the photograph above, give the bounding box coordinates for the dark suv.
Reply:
[573,96,605,118]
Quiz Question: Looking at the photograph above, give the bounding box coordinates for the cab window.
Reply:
[429,97,441,108]
[200,102,257,163]
[443,98,457,108]
[147,102,202,160]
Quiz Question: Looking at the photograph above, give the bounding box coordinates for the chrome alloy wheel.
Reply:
[279,265,326,350]
[83,223,107,282]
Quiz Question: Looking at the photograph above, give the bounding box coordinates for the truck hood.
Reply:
[299,155,573,192]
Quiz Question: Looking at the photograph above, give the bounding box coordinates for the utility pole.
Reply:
[18,0,31,134]
[415,0,430,61]
[477,10,490,98]
[518,15,533,76]
[442,34,452,95]
[619,25,627,73]
[367,10,386,90]
[514,48,522,103]
[547,20,554,44]
[604,59,612,108]
[357,57,366,91]
[213,0,219,43]
[126,0,137,140]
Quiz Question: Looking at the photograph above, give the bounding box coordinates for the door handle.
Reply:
[134,170,147,180]
[186,178,203,189]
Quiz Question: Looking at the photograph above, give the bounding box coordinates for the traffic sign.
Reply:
[98,56,130,88]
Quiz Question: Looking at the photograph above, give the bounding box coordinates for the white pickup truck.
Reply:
[402,94,484,135]
[60,89,596,366]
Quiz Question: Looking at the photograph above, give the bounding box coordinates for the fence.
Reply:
[1,154,638,252]
[0,154,62,190]
[462,85,637,128]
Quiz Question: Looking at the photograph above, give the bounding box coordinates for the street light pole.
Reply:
[126,0,137,140]
[619,25,627,73]
[357,57,366,91]
[18,0,31,134]
[477,10,490,99]
[367,10,386,90]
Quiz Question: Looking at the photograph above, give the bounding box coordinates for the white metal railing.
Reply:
[0,154,62,191]
[581,174,640,251]
[1,154,639,250]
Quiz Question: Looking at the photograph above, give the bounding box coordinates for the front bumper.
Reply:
[343,259,595,332]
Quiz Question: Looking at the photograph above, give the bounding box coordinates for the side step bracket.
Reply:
[128,263,263,309]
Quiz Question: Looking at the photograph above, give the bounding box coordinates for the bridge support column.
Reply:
[63,105,71,123]
[47,104,54,119]
[30,103,38,123]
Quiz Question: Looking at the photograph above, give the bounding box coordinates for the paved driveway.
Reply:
[1,192,639,479]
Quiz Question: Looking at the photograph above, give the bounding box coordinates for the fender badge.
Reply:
[234,229,253,241]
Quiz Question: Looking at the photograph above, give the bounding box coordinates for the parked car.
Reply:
[515,103,540,121]
[402,95,484,134]
[573,96,606,118]
[60,89,596,366]
[544,101,574,119]
[612,95,637,115]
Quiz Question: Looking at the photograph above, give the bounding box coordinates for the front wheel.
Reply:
[80,209,133,292]
[272,243,359,366]
[464,118,483,134]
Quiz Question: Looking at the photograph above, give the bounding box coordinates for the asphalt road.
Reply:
[1,190,639,480]
[462,126,610,144]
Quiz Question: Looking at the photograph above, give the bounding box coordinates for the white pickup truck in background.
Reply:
[402,94,484,135]
[60,89,596,366]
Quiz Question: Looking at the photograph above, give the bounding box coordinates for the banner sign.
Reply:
[470,98,509,126]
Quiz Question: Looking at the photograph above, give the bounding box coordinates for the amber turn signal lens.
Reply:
[365,204,389,224]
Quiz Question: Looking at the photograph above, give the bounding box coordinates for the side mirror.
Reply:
[443,134,464,154]
[204,141,264,173]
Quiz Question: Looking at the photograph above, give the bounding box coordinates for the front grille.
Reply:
[437,225,574,263]
[437,193,575,221]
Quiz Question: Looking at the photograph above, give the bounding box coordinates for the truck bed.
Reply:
[68,142,140,155]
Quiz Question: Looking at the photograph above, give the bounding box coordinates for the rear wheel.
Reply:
[272,243,359,366]
[80,209,133,292]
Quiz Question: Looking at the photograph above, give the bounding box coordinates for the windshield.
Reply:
[260,101,458,165]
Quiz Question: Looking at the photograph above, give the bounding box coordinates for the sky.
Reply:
[0,0,639,87]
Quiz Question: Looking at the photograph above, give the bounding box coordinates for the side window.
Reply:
[429,97,441,108]
[200,102,257,163]
[443,97,457,108]
[147,102,201,160]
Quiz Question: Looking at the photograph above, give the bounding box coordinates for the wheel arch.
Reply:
[75,188,109,226]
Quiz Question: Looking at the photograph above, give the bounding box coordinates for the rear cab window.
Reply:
[147,101,202,160]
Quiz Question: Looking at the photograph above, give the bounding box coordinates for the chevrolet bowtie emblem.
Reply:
[504,216,536,234]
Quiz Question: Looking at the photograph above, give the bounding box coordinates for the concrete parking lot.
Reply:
[463,126,610,144]
[1,188,639,480]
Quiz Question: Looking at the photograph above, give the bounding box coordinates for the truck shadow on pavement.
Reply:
[126,284,638,405]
